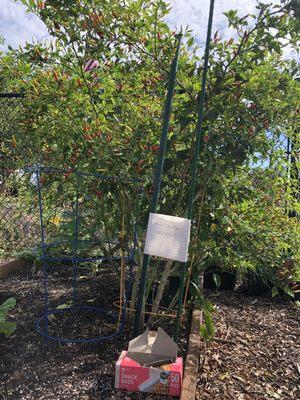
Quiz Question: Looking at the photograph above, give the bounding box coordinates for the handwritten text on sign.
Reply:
[144,213,191,262]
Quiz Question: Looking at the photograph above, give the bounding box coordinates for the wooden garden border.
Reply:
[180,308,202,400]
[0,258,30,279]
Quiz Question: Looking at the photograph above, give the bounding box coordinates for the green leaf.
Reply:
[187,36,194,47]
[282,286,295,298]
[0,298,16,322]
[213,273,221,290]
[56,302,72,310]
[0,321,17,338]
[200,310,215,340]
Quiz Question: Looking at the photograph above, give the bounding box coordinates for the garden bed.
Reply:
[197,290,300,400]
[0,267,189,400]
[1,268,299,400]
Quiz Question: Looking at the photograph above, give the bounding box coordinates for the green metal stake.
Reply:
[133,34,183,337]
[174,0,215,343]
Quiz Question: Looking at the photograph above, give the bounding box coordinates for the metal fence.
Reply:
[0,91,298,259]
[0,169,40,257]
[0,92,40,258]
[0,92,24,137]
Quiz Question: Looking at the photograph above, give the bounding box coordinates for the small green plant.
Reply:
[190,282,215,340]
[212,273,221,290]
[0,297,17,338]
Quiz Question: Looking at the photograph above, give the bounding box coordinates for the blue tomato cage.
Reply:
[26,165,143,344]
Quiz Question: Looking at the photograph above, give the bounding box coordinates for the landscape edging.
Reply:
[0,258,30,279]
[180,308,202,400]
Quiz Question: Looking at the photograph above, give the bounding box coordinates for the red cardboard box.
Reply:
[115,351,183,397]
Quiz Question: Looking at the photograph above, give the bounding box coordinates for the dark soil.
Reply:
[0,266,189,400]
[197,290,300,400]
[2,267,299,400]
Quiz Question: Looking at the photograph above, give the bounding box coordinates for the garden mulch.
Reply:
[197,290,300,400]
[1,267,299,400]
[0,266,189,400]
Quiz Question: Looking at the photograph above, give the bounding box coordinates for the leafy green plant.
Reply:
[0,0,298,324]
[190,282,215,340]
[13,248,40,264]
[0,297,17,338]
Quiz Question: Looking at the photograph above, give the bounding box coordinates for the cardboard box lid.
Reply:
[127,328,178,365]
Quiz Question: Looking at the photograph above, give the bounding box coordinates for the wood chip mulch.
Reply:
[0,267,188,400]
[1,267,299,400]
[197,291,300,400]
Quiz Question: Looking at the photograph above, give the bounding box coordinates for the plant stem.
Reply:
[148,259,173,325]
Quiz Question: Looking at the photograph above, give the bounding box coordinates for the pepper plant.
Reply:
[0,0,299,324]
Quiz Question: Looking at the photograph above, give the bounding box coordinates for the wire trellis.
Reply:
[24,165,143,344]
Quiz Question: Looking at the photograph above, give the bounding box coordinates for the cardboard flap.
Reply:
[127,328,178,365]
[152,327,178,358]
[128,328,149,353]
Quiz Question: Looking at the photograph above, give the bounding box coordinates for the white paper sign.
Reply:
[144,213,191,262]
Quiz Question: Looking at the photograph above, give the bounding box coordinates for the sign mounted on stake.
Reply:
[144,213,191,263]
[133,34,183,336]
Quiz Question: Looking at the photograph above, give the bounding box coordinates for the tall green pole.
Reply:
[174,0,215,343]
[133,34,183,337]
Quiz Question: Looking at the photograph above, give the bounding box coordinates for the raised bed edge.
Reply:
[180,308,202,400]
[0,258,30,279]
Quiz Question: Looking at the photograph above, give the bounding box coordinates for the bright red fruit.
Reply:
[151,145,159,152]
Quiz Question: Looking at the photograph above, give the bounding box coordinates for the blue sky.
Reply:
[0,0,294,58]
[0,0,49,50]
